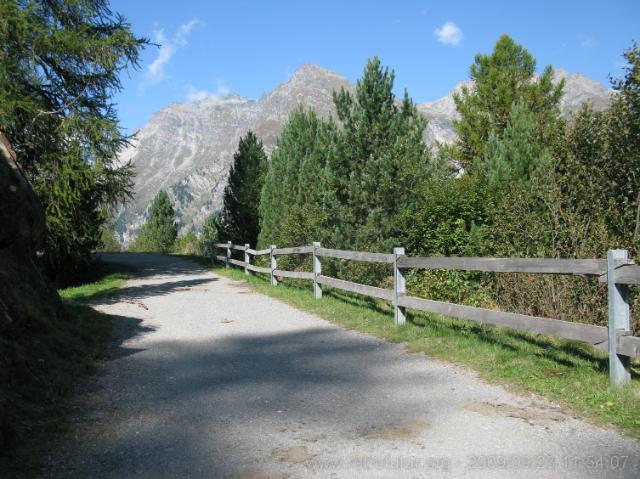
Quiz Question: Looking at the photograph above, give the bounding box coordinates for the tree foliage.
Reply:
[329,57,430,251]
[219,131,267,247]
[453,34,564,170]
[258,108,336,248]
[97,223,120,252]
[482,99,551,189]
[130,191,177,253]
[0,0,147,282]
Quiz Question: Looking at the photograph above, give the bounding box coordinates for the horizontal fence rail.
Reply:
[205,241,639,386]
[274,269,314,280]
[246,264,271,274]
[397,256,608,276]
[397,295,608,345]
[273,245,314,255]
[316,247,395,264]
[598,263,640,285]
[317,275,394,301]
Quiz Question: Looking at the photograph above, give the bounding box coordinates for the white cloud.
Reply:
[186,78,231,102]
[145,18,203,85]
[577,33,596,48]
[434,21,462,46]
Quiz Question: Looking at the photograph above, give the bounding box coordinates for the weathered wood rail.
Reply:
[207,241,640,386]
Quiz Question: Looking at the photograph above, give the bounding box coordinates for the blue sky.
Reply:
[110,0,639,133]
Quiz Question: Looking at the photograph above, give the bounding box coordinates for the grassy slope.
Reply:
[2,261,132,477]
[192,257,640,437]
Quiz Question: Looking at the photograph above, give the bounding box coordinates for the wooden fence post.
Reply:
[226,241,231,268]
[313,242,322,299]
[270,245,278,285]
[244,243,250,275]
[607,249,631,387]
[393,247,406,326]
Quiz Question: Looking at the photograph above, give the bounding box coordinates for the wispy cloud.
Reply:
[434,21,462,46]
[145,18,203,85]
[186,78,231,102]
[577,33,596,48]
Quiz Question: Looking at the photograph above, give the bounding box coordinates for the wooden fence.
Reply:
[208,240,640,387]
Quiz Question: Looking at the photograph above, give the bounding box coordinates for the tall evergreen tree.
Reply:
[329,57,430,251]
[131,190,177,253]
[258,108,337,247]
[0,0,147,282]
[453,34,564,170]
[219,131,267,246]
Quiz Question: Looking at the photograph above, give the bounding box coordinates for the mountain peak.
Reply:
[260,63,352,107]
[291,63,341,78]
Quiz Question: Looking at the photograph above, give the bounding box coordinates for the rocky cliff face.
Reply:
[116,65,611,244]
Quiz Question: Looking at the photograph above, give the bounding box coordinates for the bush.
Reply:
[173,230,203,256]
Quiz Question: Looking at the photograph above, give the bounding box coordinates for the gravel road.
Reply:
[42,253,639,478]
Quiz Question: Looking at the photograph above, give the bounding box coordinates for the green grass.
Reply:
[59,261,133,301]
[1,261,133,477]
[192,257,640,438]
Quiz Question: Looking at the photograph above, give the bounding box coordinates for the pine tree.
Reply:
[219,131,267,246]
[0,0,147,281]
[453,34,564,170]
[330,57,430,251]
[482,99,550,189]
[131,191,177,253]
[258,108,337,247]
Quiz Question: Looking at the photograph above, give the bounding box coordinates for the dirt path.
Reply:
[42,253,639,478]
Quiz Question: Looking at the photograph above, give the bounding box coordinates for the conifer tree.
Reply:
[0,0,147,281]
[329,57,429,251]
[219,131,267,246]
[258,108,337,247]
[131,191,177,253]
[482,99,550,189]
[453,34,564,170]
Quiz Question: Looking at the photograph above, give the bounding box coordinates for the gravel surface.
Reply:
[42,253,640,478]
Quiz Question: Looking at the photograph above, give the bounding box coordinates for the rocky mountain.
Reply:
[116,65,612,244]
